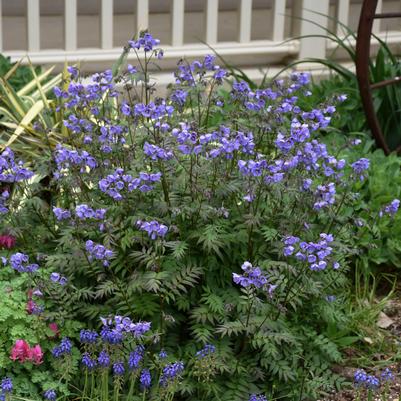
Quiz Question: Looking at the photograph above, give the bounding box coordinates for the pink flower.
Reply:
[26,300,35,315]
[30,344,44,365]
[0,234,16,249]
[48,323,60,338]
[10,339,32,363]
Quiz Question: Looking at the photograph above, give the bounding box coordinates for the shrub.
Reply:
[0,32,399,401]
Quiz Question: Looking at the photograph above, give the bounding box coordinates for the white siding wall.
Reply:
[0,0,400,78]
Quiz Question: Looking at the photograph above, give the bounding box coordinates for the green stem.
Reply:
[126,374,137,401]
[102,370,109,401]
[82,369,88,399]
[90,371,95,400]
[113,378,120,401]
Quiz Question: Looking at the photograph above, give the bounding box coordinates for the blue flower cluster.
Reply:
[113,361,125,376]
[232,261,273,290]
[171,123,202,155]
[136,220,168,240]
[80,329,98,344]
[50,272,68,286]
[43,389,57,401]
[196,344,216,359]
[175,54,227,86]
[52,207,71,221]
[85,240,114,267]
[98,124,126,152]
[249,394,268,401]
[380,199,400,218]
[98,350,111,368]
[0,377,12,398]
[0,148,33,214]
[202,126,255,159]
[133,101,173,120]
[381,367,394,382]
[78,317,152,378]
[99,169,162,200]
[282,233,337,271]
[170,89,188,107]
[9,253,39,273]
[313,182,336,210]
[52,337,72,358]
[144,142,173,161]
[351,158,370,181]
[140,368,152,389]
[128,345,145,371]
[63,114,93,134]
[159,361,185,387]
[129,32,160,53]
[101,315,151,339]
[54,144,97,179]
[54,69,116,111]
[0,147,33,183]
[354,369,380,389]
[81,353,97,371]
[75,204,107,220]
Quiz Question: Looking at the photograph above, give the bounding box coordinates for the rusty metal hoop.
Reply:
[356,0,401,155]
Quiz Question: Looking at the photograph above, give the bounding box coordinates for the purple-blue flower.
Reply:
[143,142,173,161]
[98,350,111,367]
[113,361,125,376]
[128,345,145,371]
[140,369,151,389]
[380,199,400,218]
[232,261,269,289]
[313,183,336,210]
[249,395,267,401]
[52,337,72,358]
[80,329,98,344]
[75,204,107,220]
[53,207,71,221]
[196,344,215,359]
[0,378,12,393]
[0,148,34,183]
[9,253,39,273]
[128,33,160,52]
[50,272,68,286]
[43,389,57,401]
[85,240,114,267]
[159,361,184,386]
[137,220,168,240]
[381,367,393,382]
[81,353,97,370]
[351,158,370,181]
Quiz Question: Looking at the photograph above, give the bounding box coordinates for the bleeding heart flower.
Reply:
[0,234,16,249]
[48,323,60,338]
[10,339,33,363]
[26,300,36,315]
[30,344,44,365]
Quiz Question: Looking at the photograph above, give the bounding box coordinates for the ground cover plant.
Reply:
[0,32,400,401]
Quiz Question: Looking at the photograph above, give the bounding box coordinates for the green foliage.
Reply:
[0,55,41,91]
[1,34,397,401]
[0,259,82,399]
